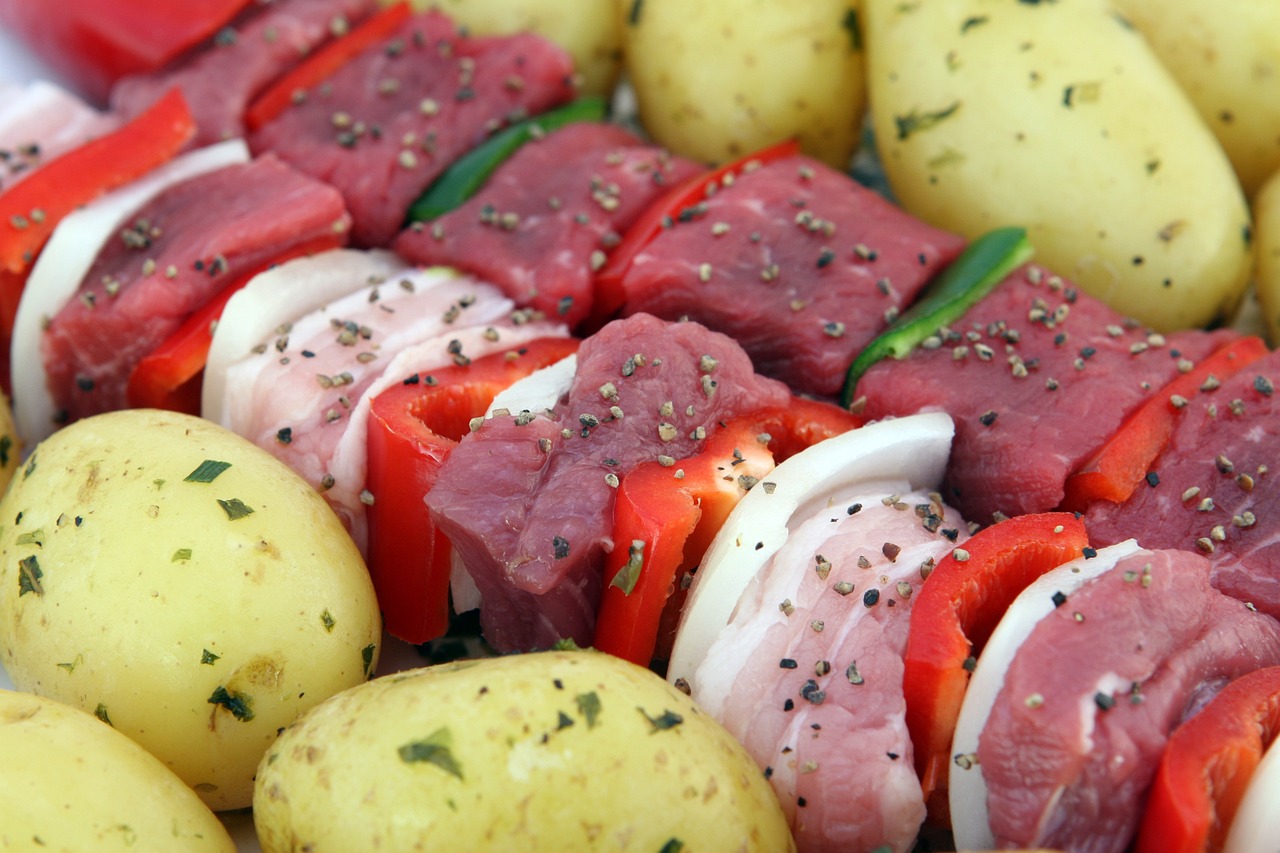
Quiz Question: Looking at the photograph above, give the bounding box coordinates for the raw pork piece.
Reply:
[394,121,701,328]
[426,313,795,652]
[855,265,1237,523]
[1085,348,1280,618]
[40,154,350,424]
[250,9,577,247]
[0,80,119,192]
[111,0,378,146]
[693,487,968,853]
[616,153,966,398]
[979,547,1280,852]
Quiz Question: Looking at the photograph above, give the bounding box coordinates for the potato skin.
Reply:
[0,409,381,812]
[254,649,796,852]
[863,0,1253,331]
[0,689,236,852]
[621,0,865,169]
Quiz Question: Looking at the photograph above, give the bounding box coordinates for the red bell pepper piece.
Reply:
[0,87,196,338]
[588,138,801,328]
[124,234,345,414]
[902,511,1091,822]
[365,336,580,644]
[243,1,413,131]
[593,398,864,668]
[1136,666,1280,853]
[0,0,253,102]
[1060,335,1269,512]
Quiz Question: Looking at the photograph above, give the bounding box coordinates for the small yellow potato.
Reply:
[0,689,236,852]
[621,0,865,169]
[1110,0,1280,199]
[1254,168,1280,344]
[410,0,623,97]
[862,0,1253,331]
[0,409,381,812]
[254,649,796,852]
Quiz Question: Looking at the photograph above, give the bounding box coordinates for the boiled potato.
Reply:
[621,0,865,169]
[863,0,1253,331]
[254,649,796,852]
[411,0,623,97]
[0,689,236,851]
[1255,168,1280,344]
[1110,0,1280,199]
[0,409,381,812]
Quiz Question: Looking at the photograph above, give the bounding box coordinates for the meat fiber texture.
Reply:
[426,313,795,652]
[978,547,1280,853]
[691,488,969,853]
[395,121,702,328]
[856,265,1237,524]
[1085,348,1280,619]
[617,153,966,399]
[249,9,577,248]
[0,79,119,191]
[41,154,350,423]
[111,0,379,146]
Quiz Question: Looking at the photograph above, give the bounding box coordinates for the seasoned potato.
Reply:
[621,0,865,169]
[0,409,381,812]
[862,0,1253,331]
[410,0,623,96]
[1110,0,1280,199]
[0,689,236,851]
[254,649,796,852]
[1255,169,1280,344]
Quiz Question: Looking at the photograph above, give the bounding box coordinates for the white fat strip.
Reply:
[0,80,118,179]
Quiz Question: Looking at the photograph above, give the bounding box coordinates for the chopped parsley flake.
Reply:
[216,498,255,520]
[398,727,464,779]
[576,691,602,728]
[184,459,232,483]
[208,686,254,721]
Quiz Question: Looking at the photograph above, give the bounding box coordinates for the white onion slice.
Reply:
[1223,734,1280,853]
[666,411,956,689]
[12,139,249,445]
[485,354,576,417]
[948,539,1145,851]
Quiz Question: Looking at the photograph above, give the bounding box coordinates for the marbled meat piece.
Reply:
[979,547,1280,853]
[41,154,350,423]
[1084,348,1280,619]
[249,8,577,247]
[426,312,794,652]
[855,265,1237,523]
[616,153,966,398]
[111,0,378,146]
[395,121,701,328]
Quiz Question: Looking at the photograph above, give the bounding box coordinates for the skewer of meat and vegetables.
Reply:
[1,1,1279,850]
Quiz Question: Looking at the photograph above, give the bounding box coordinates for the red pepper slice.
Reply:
[124,234,345,414]
[902,511,1091,823]
[365,336,580,644]
[1136,666,1280,853]
[1060,335,1269,512]
[243,1,413,131]
[0,0,253,102]
[588,138,801,328]
[0,87,196,337]
[593,398,864,668]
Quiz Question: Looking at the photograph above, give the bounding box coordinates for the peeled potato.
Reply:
[1254,168,1280,344]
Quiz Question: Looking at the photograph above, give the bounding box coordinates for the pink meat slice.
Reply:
[0,80,119,192]
[249,9,577,247]
[978,547,1280,853]
[616,153,966,398]
[855,265,1238,523]
[693,489,969,853]
[111,0,378,146]
[394,121,702,328]
[1084,348,1280,619]
[426,312,795,652]
[41,154,350,424]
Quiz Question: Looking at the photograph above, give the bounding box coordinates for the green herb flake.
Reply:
[576,691,602,729]
[0,434,11,467]
[22,452,36,480]
[172,548,193,562]
[362,643,377,678]
[321,610,336,632]
[94,703,112,726]
[207,686,254,721]
[842,8,861,51]
[56,653,83,673]
[398,727,464,779]
[216,498,255,520]
[893,101,961,141]
[17,555,43,596]
[609,539,646,595]
[552,637,583,651]
[201,649,220,665]
[15,529,43,547]
[556,711,574,730]
[658,840,685,853]
[638,707,684,733]
[184,459,232,483]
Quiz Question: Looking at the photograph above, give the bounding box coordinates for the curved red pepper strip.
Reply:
[902,511,1091,824]
[1136,666,1280,853]
[365,337,580,644]
[244,1,413,131]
